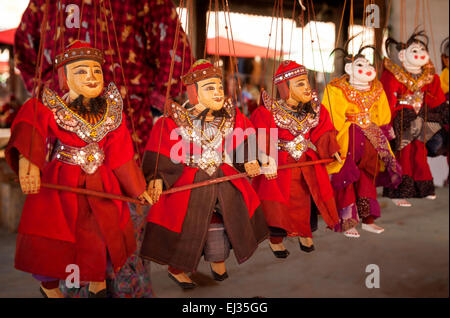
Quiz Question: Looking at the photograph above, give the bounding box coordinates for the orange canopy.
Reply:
[206,36,283,58]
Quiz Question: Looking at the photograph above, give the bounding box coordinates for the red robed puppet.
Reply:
[251,60,340,257]
[140,59,268,289]
[5,41,148,298]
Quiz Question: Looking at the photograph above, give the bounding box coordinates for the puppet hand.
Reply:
[147,179,163,204]
[18,155,41,194]
[244,160,261,178]
[261,157,278,180]
[333,152,343,164]
[138,191,153,205]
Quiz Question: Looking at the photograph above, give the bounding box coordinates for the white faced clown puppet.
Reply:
[322,44,401,238]
[381,30,446,206]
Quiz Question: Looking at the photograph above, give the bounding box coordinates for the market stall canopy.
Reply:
[0,28,16,45]
[206,36,283,58]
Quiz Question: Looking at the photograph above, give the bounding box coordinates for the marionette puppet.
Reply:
[5,41,151,298]
[425,37,449,173]
[140,59,269,289]
[381,30,447,207]
[321,44,402,238]
[250,60,341,257]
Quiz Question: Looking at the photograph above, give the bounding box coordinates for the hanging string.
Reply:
[204,0,213,59]
[29,0,51,175]
[224,0,246,117]
[94,0,98,48]
[152,0,185,183]
[50,1,61,84]
[335,0,348,60]
[260,0,278,92]
[288,0,296,60]
[77,0,85,40]
[177,1,189,100]
[270,0,280,99]
[58,0,65,53]
[308,0,336,126]
[106,0,143,162]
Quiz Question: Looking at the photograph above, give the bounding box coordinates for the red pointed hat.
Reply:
[181,59,223,85]
[54,40,104,69]
[274,60,307,85]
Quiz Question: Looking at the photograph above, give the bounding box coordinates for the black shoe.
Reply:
[269,244,290,258]
[88,289,107,298]
[168,272,197,290]
[39,287,48,298]
[299,241,315,253]
[210,265,229,281]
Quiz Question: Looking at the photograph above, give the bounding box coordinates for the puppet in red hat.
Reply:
[251,60,342,257]
[140,59,269,290]
[5,40,151,298]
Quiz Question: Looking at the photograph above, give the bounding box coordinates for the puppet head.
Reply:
[386,29,430,70]
[274,60,312,104]
[55,40,105,101]
[441,37,449,70]
[181,59,224,111]
[331,35,378,86]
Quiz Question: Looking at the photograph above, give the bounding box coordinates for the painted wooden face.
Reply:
[288,74,312,104]
[345,57,376,84]
[196,77,225,110]
[399,42,430,68]
[66,59,104,99]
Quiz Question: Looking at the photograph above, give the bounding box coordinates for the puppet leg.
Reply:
[204,213,230,281]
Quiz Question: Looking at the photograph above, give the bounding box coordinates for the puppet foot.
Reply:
[299,237,315,253]
[40,285,64,298]
[425,194,437,200]
[362,223,385,234]
[88,281,107,298]
[168,271,197,290]
[343,227,360,238]
[392,199,412,207]
[210,262,229,281]
[269,242,290,258]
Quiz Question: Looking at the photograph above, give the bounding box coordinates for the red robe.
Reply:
[381,59,446,198]
[140,100,268,272]
[5,83,146,281]
[251,91,340,237]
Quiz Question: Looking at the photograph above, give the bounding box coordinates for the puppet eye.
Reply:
[94,69,102,74]
[75,69,87,74]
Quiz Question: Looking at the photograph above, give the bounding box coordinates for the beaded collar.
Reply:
[330,75,384,112]
[42,82,123,143]
[168,99,236,176]
[261,89,321,137]
[383,58,435,92]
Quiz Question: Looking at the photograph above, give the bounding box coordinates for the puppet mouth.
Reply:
[85,83,99,88]
[213,97,224,102]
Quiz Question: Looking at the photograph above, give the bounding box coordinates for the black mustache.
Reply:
[195,107,231,126]
[294,101,317,118]
[68,94,106,116]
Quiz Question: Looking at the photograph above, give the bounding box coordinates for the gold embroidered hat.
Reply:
[54,40,105,69]
[181,59,223,85]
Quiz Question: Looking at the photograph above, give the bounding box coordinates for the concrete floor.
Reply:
[0,187,448,298]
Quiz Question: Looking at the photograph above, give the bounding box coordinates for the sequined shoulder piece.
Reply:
[330,75,383,112]
[261,89,321,136]
[168,98,236,129]
[383,58,435,92]
[42,82,123,143]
